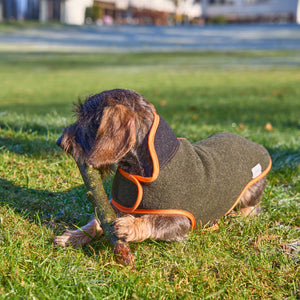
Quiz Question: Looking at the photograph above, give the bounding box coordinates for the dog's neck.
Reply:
[118,132,153,176]
[117,110,156,176]
[117,115,180,177]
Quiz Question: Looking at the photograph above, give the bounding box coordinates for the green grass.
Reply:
[0,50,299,299]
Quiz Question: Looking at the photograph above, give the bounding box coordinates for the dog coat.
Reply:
[111,113,272,229]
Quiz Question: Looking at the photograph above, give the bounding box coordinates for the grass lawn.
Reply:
[0,50,299,299]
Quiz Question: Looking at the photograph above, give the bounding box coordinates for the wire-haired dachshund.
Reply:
[55,89,271,248]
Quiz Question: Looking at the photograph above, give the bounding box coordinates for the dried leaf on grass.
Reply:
[264,122,273,131]
[254,234,281,250]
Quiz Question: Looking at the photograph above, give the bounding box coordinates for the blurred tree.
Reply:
[85,5,102,22]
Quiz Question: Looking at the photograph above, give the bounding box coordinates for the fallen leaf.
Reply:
[254,234,281,250]
[280,244,293,254]
[264,122,273,131]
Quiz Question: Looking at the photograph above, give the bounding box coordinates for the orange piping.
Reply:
[111,198,196,230]
[112,114,272,232]
[118,113,160,183]
[111,113,197,229]
[132,209,196,230]
[225,158,272,216]
[111,172,143,213]
[110,112,161,213]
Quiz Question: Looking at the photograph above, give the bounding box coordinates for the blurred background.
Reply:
[1,0,299,26]
[0,0,300,52]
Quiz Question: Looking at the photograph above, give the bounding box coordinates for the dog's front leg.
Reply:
[114,214,191,242]
[55,217,103,248]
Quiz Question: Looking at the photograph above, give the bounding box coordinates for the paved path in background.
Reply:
[0,24,300,52]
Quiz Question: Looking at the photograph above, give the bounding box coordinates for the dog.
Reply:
[55,89,271,248]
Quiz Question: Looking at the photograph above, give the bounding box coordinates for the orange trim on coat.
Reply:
[132,209,196,230]
[111,172,143,213]
[111,112,197,229]
[118,113,160,183]
[111,198,196,230]
[225,158,272,216]
[111,113,272,232]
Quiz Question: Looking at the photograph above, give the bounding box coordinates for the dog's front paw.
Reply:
[54,218,103,248]
[54,229,92,248]
[114,215,151,242]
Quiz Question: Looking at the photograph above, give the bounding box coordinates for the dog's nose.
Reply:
[56,136,62,148]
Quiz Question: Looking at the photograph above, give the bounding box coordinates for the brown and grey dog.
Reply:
[55,89,271,248]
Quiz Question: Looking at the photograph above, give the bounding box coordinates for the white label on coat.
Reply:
[252,163,262,178]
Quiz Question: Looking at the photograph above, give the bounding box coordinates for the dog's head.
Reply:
[57,89,156,172]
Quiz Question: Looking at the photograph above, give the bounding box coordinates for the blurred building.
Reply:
[1,0,40,21]
[92,0,202,25]
[0,0,299,24]
[0,0,201,24]
[41,0,93,25]
[0,0,93,24]
[202,0,299,23]
[0,0,201,25]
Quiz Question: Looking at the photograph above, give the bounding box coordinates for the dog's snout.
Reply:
[56,136,63,148]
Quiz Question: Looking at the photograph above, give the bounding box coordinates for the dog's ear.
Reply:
[88,104,136,168]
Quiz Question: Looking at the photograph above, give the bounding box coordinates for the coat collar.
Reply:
[119,113,180,181]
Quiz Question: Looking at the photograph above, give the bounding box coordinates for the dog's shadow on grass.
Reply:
[0,177,95,232]
[0,176,139,256]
